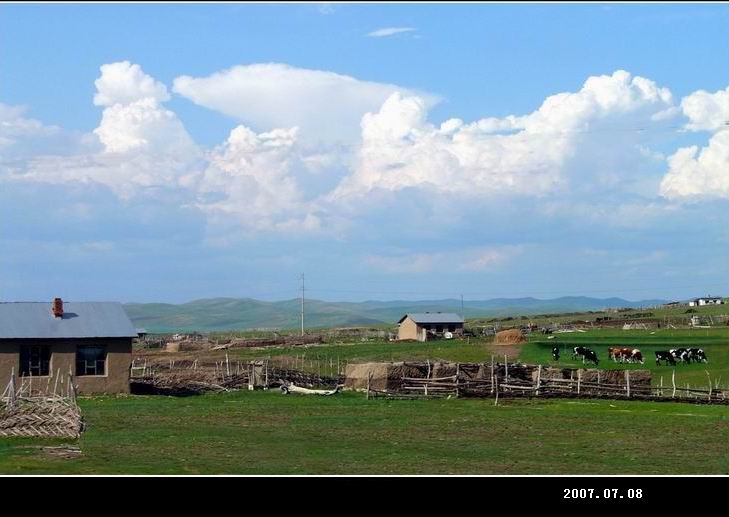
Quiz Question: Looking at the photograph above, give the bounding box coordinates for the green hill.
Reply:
[123,296,668,333]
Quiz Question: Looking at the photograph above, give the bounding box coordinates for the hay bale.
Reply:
[165,342,180,353]
[532,367,652,386]
[344,362,423,392]
[494,329,527,345]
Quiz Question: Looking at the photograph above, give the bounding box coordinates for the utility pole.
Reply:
[300,273,305,336]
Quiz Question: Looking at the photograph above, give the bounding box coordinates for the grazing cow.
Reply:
[670,348,690,364]
[608,347,621,362]
[688,348,708,363]
[572,346,599,365]
[552,346,560,361]
[618,347,634,363]
[630,349,644,364]
[655,351,676,366]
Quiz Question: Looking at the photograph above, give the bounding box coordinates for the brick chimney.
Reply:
[52,297,64,318]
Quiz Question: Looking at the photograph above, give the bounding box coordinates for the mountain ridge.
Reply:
[123,296,669,332]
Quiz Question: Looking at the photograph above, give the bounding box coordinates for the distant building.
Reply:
[689,297,724,307]
[0,298,137,394]
[397,313,464,342]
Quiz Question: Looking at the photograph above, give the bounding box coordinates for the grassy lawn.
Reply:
[220,338,503,365]
[522,328,729,387]
[2,390,729,475]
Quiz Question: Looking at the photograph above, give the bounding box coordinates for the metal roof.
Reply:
[0,302,138,339]
[398,313,464,324]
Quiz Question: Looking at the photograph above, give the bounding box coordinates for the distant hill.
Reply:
[123,296,668,333]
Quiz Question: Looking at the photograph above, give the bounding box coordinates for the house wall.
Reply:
[0,337,132,394]
[397,317,423,341]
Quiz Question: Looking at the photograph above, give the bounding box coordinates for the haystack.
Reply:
[494,329,527,345]
[344,362,422,392]
[533,367,651,387]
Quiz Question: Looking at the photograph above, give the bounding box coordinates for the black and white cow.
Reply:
[572,346,599,365]
[670,348,690,364]
[688,348,708,363]
[655,350,676,366]
[552,346,560,361]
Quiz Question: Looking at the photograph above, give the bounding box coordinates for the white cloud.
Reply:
[660,130,729,199]
[94,98,196,155]
[331,70,674,201]
[681,86,729,132]
[5,62,199,199]
[172,63,439,144]
[93,61,169,107]
[367,27,416,38]
[191,124,320,232]
[659,85,729,199]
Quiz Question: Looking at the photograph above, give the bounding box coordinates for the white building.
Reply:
[689,296,724,307]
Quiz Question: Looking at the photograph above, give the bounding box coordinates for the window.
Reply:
[76,345,107,376]
[19,345,51,376]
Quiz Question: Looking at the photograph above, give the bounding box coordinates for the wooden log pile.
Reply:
[0,372,84,439]
[0,397,84,438]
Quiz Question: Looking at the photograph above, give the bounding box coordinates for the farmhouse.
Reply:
[397,312,464,341]
[0,298,137,394]
[689,296,724,307]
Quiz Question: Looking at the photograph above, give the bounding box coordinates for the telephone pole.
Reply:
[300,273,305,336]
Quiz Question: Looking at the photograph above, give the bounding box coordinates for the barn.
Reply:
[0,298,137,394]
[397,312,464,342]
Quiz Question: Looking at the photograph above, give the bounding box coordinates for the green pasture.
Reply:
[2,390,729,475]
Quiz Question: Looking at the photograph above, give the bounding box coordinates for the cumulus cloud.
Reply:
[4,62,199,199]
[172,63,439,144]
[367,27,416,38]
[93,61,169,107]
[192,124,319,232]
[681,86,729,132]
[94,98,196,155]
[659,85,729,199]
[660,130,729,199]
[332,70,674,200]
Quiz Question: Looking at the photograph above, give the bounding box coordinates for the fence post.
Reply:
[577,369,581,395]
[536,364,542,396]
[366,371,372,400]
[672,369,676,398]
[706,370,712,401]
[625,370,630,398]
[490,356,495,394]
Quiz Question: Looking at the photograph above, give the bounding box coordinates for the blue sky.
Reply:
[1,2,729,303]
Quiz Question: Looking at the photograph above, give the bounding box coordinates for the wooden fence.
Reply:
[365,359,729,405]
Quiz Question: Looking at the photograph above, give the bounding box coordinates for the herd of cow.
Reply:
[551,345,708,367]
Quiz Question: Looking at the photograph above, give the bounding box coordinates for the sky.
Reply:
[1,2,729,304]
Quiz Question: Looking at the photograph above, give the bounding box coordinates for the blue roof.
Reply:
[0,302,138,339]
[399,313,464,324]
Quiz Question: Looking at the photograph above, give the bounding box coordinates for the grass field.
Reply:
[3,327,729,475]
[1,391,729,475]
[523,328,729,387]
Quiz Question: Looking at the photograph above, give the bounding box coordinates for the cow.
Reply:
[608,347,622,362]
[688,348,708,363]
[630,349,644,364]
[655,350,676,366]
[670,348,690,364]
[552,346,560,361]
[572,346,599,365]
